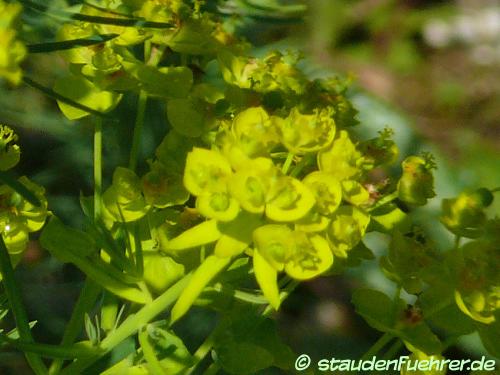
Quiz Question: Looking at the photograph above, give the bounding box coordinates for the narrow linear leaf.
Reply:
[170,255,231,324]
[21,0,174,28]
[253,249,280,310]
[23,77,109,118]
[27,34,119,53]
[138,328,164,375]
[0,336,100,359]
[164,220,221,252]
[40,218,147,304]
[0,171,41,207]
[81,1,136,18]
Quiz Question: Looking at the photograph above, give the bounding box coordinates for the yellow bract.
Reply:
[184,148,232,196]
[318,130,364,181]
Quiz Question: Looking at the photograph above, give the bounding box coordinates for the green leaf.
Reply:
[122,62,193,98]
[380,230,439,295]
[39,217,97,262]
[53,74,122,120]
[167,21,217,55]
[476,316,500,358]
[419,284,474,336]
[400,323,442,355]
[214,308,295,374]
[329,241,374,274]
[217,342,274,374]
[353,290,442,354]
[23,76,110,118]
[166,98,205,138]
[149,324,194,373]
[170,255,231,323]
[352,289,404,333]
[142,252,185,293]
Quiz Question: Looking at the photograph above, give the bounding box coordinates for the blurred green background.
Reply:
[0,0,499,373]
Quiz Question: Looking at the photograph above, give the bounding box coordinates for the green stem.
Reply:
[129,90,148,172]
[208,284,268,305]
[184,328,218,375]
[60,273,192,374]
[391,286,402,322]
[359,333,394,362]
[453,236,461,251]
[94,117,103,220]
[368,191,399,212]
[281,152,294,175]
[202,362,220,375]
[490,187,500,193]
[0,237,47,375]
[48,280,101,375]
[289,154,311,178]
[263,279,299,316]
[382,339,403,360]
[0,335,100,359]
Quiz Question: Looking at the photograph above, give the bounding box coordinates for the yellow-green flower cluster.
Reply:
[0,125,20,171]
[218,50,307,95]
[101,138,189,225]
[0,0,26,85]
[453,238,500,324]
[0,177,48,255]
[0,126,48,260]
[166,105,375,308]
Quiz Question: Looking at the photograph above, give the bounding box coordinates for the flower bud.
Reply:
[440,188,494,238]
[397,155,436,206]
